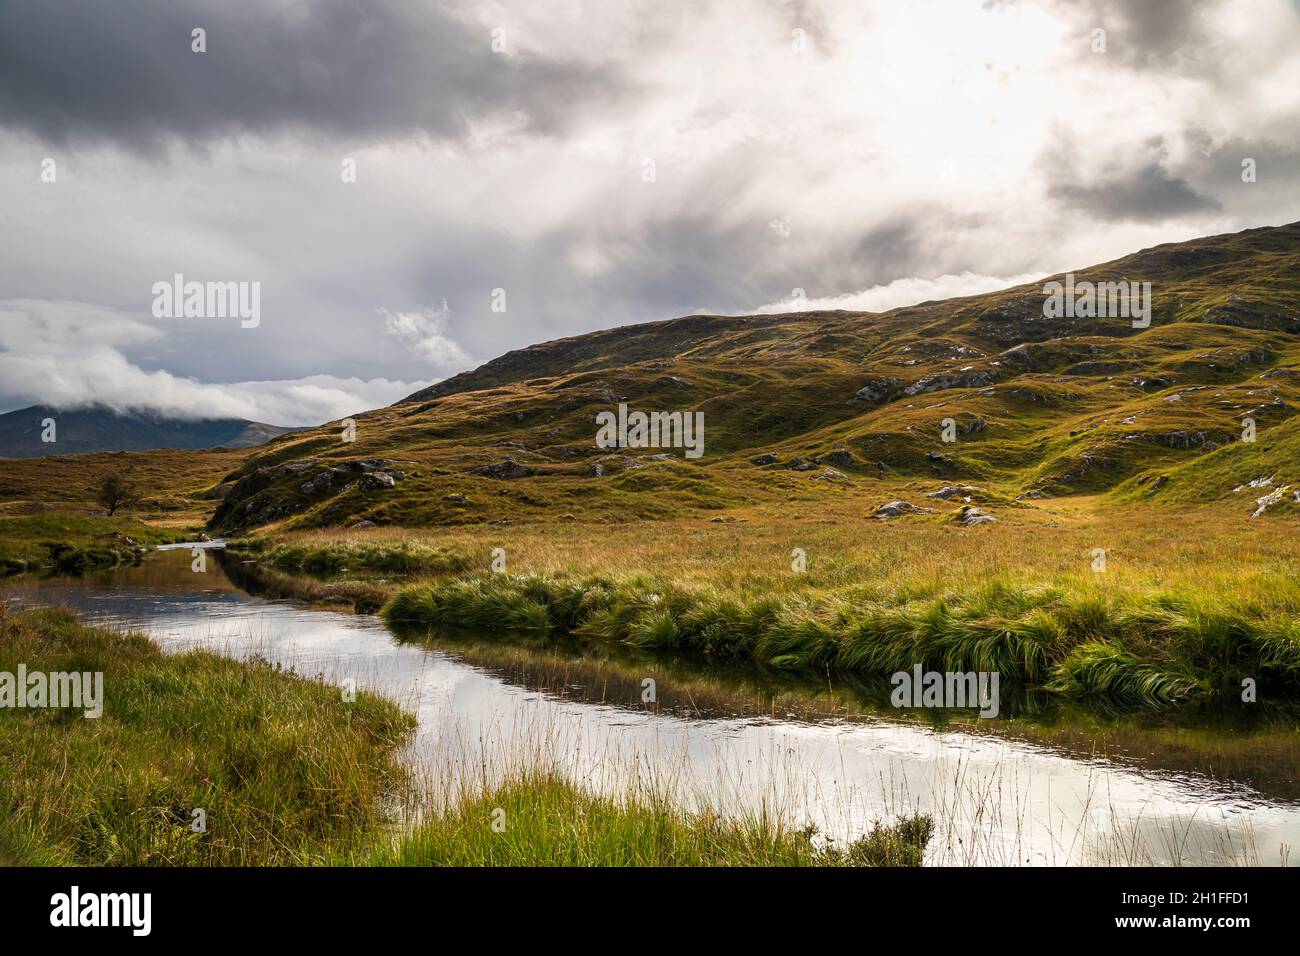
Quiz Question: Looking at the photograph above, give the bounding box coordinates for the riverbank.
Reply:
[215,502,1300,713]
[384,569,1300,711]
[0,511,187,575]
[0,606,934,867]
[0,605,413,864]
[356,772,931,866]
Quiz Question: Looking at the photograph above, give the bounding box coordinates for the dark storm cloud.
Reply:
[1042,135,1221,223]
[1051,163,1220,222]
[0,0,630,150]
[1052,0,1218,71]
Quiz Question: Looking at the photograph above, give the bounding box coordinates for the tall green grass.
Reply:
[384,573,1300,710]
[229,539,471,577]
[356,772,932,867]
[0,606,414,865]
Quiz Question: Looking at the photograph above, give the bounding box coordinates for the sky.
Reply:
[1,0,1298,426]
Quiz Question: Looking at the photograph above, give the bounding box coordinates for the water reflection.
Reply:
[2,549,1296,866]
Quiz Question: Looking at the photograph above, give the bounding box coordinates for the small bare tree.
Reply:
[96,472,136,516]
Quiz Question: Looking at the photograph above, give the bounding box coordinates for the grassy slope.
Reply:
[172,221,1300,533]
[0,446,247,528]
[1,223,1298,533]
[0,607,413,865]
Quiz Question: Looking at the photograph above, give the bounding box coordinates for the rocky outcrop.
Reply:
[301,459,405,497]
[852,378,898,403]
[211,458,406,531]
[901,369,999,397]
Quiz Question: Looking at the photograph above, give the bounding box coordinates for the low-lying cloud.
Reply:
[755,272,1045,315]
[0,300,429,425]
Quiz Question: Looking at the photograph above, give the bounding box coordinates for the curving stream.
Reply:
[3,546,1297,866]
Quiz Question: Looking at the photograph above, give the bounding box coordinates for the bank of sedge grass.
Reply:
[357,771,932,867]
[0,607,414,866]
[383,569,1300,710]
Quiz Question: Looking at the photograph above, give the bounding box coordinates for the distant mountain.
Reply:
[0,405,299,458]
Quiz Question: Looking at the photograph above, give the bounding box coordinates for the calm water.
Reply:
[4,547,1298,866]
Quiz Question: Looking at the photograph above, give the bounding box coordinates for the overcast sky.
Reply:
[1,0,1298,425]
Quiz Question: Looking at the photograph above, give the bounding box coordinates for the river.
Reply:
[3,545,1296,866]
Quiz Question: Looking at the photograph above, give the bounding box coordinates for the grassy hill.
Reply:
[5,222,1300,713]
[194,220,1300,533]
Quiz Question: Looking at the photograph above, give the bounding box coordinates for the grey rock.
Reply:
[902,369,999,397]
[927,484,985,501]
[870,500,937,520]
[955,506,997,526]
[812,468,850,482]
[357,472,396,491]
[853,378,898,403]
[472,458,535,479]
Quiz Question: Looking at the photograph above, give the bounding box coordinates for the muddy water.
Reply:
[3,547,1297,866]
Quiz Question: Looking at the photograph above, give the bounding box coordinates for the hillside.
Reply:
[0,404,298,459]
[193,221,1300,533]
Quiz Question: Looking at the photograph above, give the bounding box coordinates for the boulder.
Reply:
[812,468,850,482]
[357,472,396,491]
[927,484,985,501]
[853,378,898,403]
[870,500,937,520]
[953,505,997,526]
[472,458,535,479]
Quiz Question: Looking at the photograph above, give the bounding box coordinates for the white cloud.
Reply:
[0,300,429,425]
[755,272,1046,315]
[0,0,1296,402]
[380,301,474,371]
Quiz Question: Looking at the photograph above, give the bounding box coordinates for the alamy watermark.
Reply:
[891,666,1000,718]
[595,403,705,459]
[50,886,150,936]
[1042,273,1151,328]
[151,273,260,328]
[0,666,103,718]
